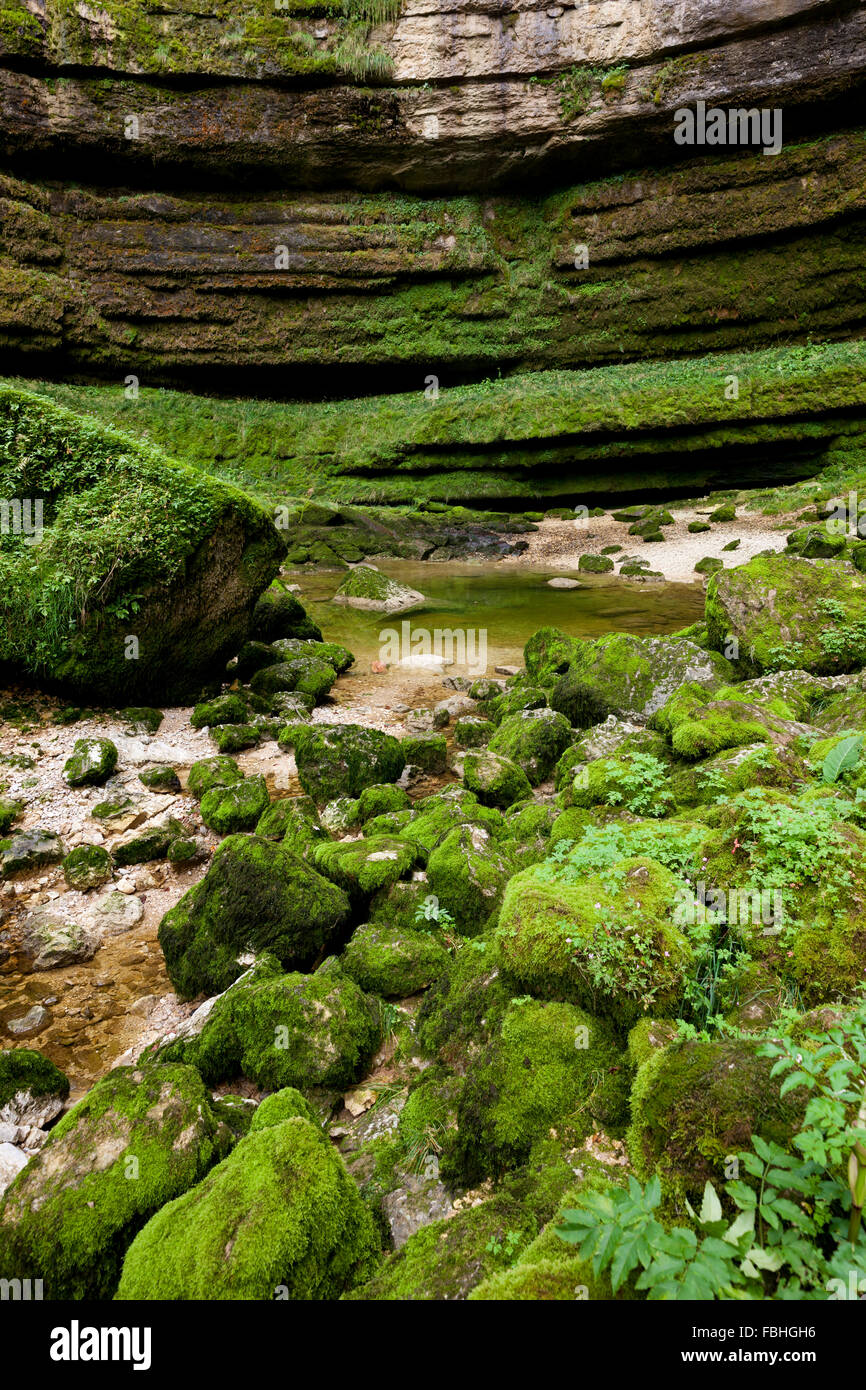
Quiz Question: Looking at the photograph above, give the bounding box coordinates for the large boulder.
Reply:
[0,386,285,701]
[116,1116,379,1301]
[158,834,351,998]
[705,554,866,676]
[333,565,424,614]
[0,1062,230,1299]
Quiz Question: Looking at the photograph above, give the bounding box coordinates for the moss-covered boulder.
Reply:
[354,784,411,822]
[549,671,612,729]
[120,706,164,734]
[368,879,435,935]
[158,835,351,998]
[0,1048,69,1126]
[294,724,404,802]
[250,1087,320,1132]
[255,795,324,855]
[272,637,354,674]
[488,708,573,785]
[341,923,449,998]
[157,956,382,1091]
[706,554,866,675]
[427,825,514,935]
[462,749,533,809]
[454,716,496,748]
[139,764,182,792]
[63,736,118,787]
[495,858,694,1027]
[313,836,419,897]
[200,775,270,834]
[186,754,244,800]
[0,1062,230,1299]
[1,829,64,877]
[209,723,260,754]
[250,657,338,701]
[333,564,424,614]
[116,1117,378,1300]
[62,843,113,890]
[399,787,504,861]
[190,693,248,729]
[0,795,22,834]
[523,628,583,686]
[0,386,285,702]
[628,1035,806,1200]
[565,632,734,718]
[442,999,625,1185]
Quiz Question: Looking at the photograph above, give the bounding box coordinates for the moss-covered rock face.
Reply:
[562,731,677,817]
[442,999,625,1186]
[667,742,806,809]
[63,736,118,786]
[0,1047,69,1124]
[341,922,449,998]
[628,1036,806,1201]
[157,956,382,1091]
[1,828,65,877]
[293,724,404,802]
[0,387,284,702]
[353,783,411,823]
[0,1062,230,1300]
[255,793,321,846]
[313,835,419,897]
[706,554,866,676]
[454,715,495,748]
[116,1116,379,1301]
[398,787,504,860]
[488,708,573,785]
[367,878,432,935]
[271,637,354,674]
[427,825,514,936]
[417,937,513,1065]
[494,857,694,1027]
[250,657,338,701]
[139,763,182,792]
[200,774,270,834]
[549,671,612,729]
[62,843,113,890]
[186,754,244,800]
[250,1087,320,1132]
[158,834,351,998]
[462,749,533,809]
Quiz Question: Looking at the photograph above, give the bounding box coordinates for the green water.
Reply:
[292,561,705,672]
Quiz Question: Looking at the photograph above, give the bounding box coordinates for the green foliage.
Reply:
[822,732,863,784]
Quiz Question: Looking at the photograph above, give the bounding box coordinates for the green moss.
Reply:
[186,755,244,800]
[494,857,694,1027]
[156,955,382,1091]
[462,749,533,809]
[628,1035,806,1202]
[354,783,411,822]
[341,922,449,997]
[158,835,351,998]
[399,733,447,773]
[63,737,118,787]
[488,708,573,786]
[0,1046,69,1111]
[293,723,404,801]
[139,764,181,792]
[62,843,113,890]
[200,775,270,834]
[190,693,249,729]
[442,998,625,1185]
[116,1117,379,1300]
[312,834,418,895]
[0,1062,229,1300]
[249,1088,320,1131]
[427,825,514,936]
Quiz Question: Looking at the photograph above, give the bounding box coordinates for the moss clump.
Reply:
[523,628,583,687]
[200,775,270,834]
[354,783,411,822]
[0,1047,69,1112]
[157,955,382,1091]
[186,755,244,800]
[139,764,181,792]
[293,723,404,801]
[63,737,118,787]
[62,843,113,890]
[250,1088,320,1132]
[417,937,512,1064]
[494,857,694,1027]
[272,637,354,673]
[488,708,573,785]
[0,1062,230,1300]
[312,835,419,896]
[190,693,249,729]
[341,922,449,997]
[158,835,351,998]
[368,878,433,934]
[399,733,447,772]
[628,1035,806,1201]
[399,788,504,861]
[442,999,625,1185]
[120,706,163,734]
[454,716,495,748]
[209,723,260,754]
[462,749,533,809]
[255,793,321,845]
[116,1117,380,1300]
[0,795,22,834]
[427,825,514,936]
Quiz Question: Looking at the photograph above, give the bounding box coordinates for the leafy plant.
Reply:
[821,733,863,784]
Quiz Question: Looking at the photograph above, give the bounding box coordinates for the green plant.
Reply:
[415,898,456,932]
[822,733,863,784]
[602,753,674,817]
